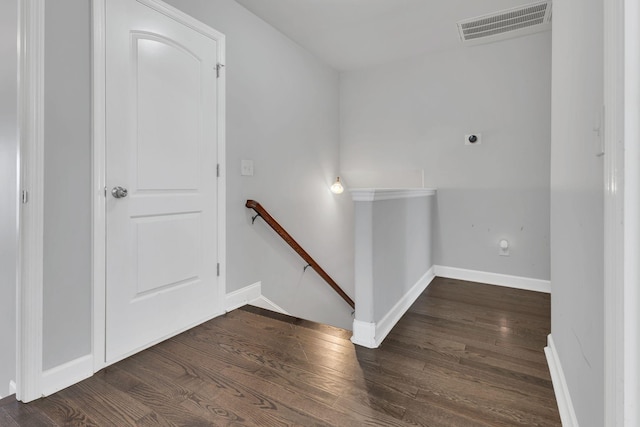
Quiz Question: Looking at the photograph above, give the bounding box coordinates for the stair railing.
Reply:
[245,200,355,309]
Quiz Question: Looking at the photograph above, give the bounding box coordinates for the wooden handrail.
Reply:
[246,200,355,309]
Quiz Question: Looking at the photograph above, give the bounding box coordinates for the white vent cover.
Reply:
[457,1,552,44]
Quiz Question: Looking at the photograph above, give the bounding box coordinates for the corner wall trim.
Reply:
[41,355,93,397]
[544,334,579,426]
[351,267,436,348]
[351,320,377,348]
[225,282,262,312]
[434,265,550,293]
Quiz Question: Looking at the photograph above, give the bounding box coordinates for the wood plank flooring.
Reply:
[0,277,561,426]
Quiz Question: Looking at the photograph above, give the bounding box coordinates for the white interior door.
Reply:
[105,0,223,363]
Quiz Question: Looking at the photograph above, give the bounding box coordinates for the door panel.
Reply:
[135,34,201,191]
[105,0,221,363]
[134,213,201,296]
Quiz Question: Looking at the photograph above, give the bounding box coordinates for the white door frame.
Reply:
[603,0,639,425]
[16,0,45,403]
[91,0,226,372]
[622,2,640,423]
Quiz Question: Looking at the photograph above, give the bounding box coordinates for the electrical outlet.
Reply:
[499,239,510,256]
[241,160,254,176]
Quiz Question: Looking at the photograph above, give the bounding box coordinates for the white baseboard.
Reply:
[225,281,262,312]
[545,334,579,426]
[226,282,290,316]
[42,354,93,397]
[249,296,290,315]
[434,265,551,293]
[0,381,16,400]
[351,267,436,348]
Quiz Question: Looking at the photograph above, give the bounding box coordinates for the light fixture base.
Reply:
[331,176,344,194]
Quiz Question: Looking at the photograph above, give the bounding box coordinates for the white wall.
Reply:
[0,0,18,398]
[164,0,354,329]
[42,0,93,371]
[371,197,433,321]
[340,32,552,281]
[353,195,434,323]
[550,0,604,424]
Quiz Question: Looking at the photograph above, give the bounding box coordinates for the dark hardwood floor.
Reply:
[0,277,561,426]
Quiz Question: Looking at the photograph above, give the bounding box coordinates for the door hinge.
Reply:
[217,263,220,276]
[21,190,28,204]
[216,163,220,178]
[216,63,224,78]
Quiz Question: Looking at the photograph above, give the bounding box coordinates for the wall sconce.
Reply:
[330,177,344,194]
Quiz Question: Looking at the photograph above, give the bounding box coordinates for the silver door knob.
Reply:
[111,186,128,199]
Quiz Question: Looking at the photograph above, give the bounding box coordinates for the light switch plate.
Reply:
[241,160,254,176]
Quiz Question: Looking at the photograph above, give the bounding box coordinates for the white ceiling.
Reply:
[234,0,542,71]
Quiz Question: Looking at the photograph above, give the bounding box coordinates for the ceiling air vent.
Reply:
[457,1,552,44]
